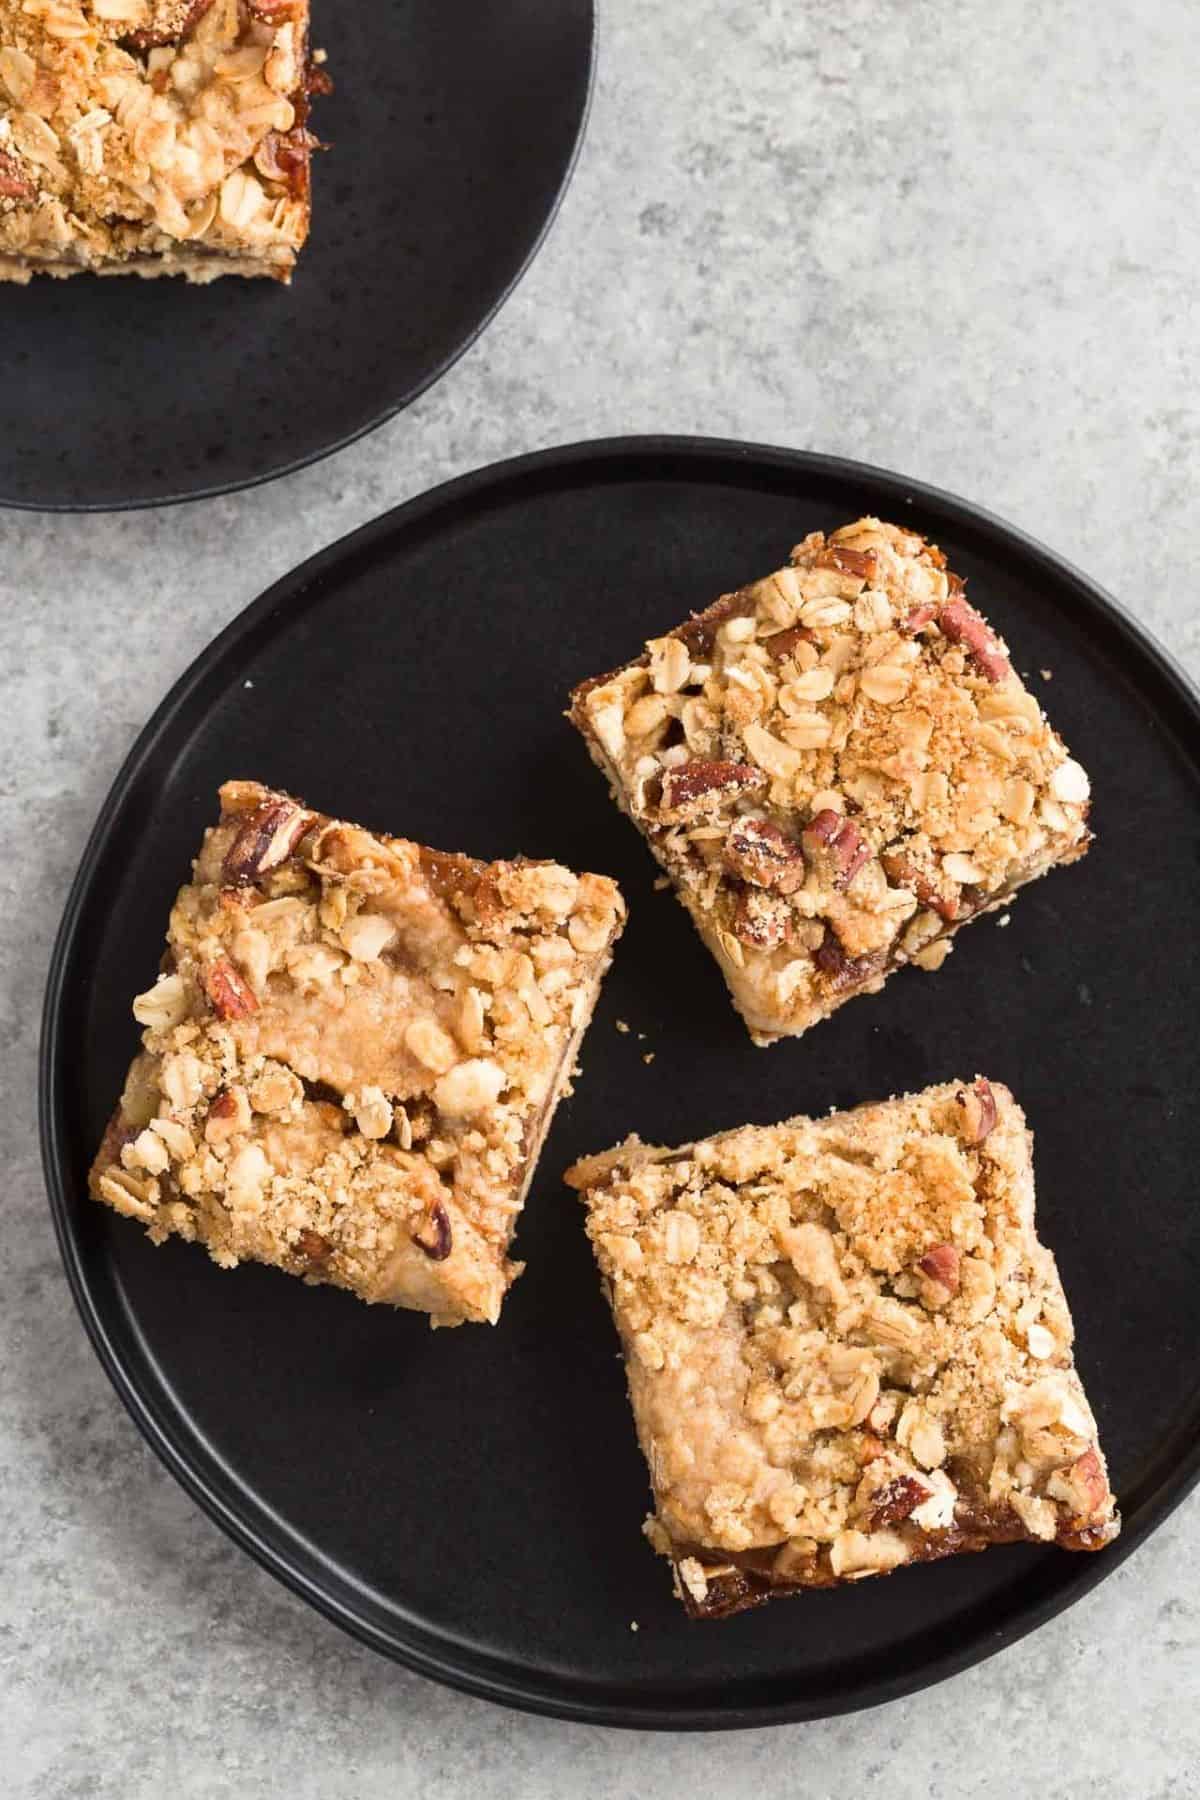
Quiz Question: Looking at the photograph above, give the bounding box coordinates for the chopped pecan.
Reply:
[815,544,879,583]
[901,601,938,635]
[204,1085,251,1144]
[867,1474,933,1529]
[305,61,335,98]
[937,595,1012,683]
[658,759,767,823]
[917,1243,961,1296]
[882,849,958,920]
[672,590,757,659]
[722,818,807,894]
[857,1432,887,1464]
[0,151,35,202]
[204,957,259,1021]
[121,0,213,48]
[764,623,815,661]
[1051,1447,1108,1519]
[802,809,869,889]
[222,798,314,885]
[956,1078,997,1145]
[813,928,884,992]
[297,1228,332,1264]
[412,1199,452,1261]
[255,127,319,194]
[731,888,793,949]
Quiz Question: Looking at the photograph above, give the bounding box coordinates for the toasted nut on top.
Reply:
[865,1473,933,1530]
[956,1078,997,1145]
[204,957,259,1020]
[411,1199,452,1261]
[0,149,36,201]
[658,759,768,823]
[222,798,314,885]
[814,544,879,583]
[803,809,869,890]
[732,888,792,949]
[937,595,1012,684]
[722,818,807,894]
[917,1243,961,1302]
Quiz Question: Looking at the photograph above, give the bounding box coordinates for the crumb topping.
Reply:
[0,0,324,281]
[569,518,1091,1043]
[567,1080,1118,1608]
[91,781,626,1326]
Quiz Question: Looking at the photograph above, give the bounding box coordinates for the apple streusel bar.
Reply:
[90,781,626,1326]
[0,0,327,283]
[569,518,1091,1044]
[567,1079,1118,1616]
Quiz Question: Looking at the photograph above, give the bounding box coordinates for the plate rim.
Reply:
[39,435,1200,1728]
[1,1,596,516]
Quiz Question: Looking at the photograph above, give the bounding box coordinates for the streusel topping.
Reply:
[0,0,321,278]
[570,519,1090,1040]
[93,782,626,1325]
[568,1081,1117,1601]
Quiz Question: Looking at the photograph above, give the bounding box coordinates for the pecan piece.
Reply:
[937,595,1012,683]
[254,126,319,194]
[222,798,314,885]
[882,849,958,920]
[813,928,885,993]
[297,1228,332,1264]
[867,1474,933,1530]
[802,809,869,890]
[814,544,879,583]
[722,818,806,894]
[412,1199,452,1261]
[204,1084,252,1145]
[0,151,35,201]
[917,1242,961,1301]
[658,759,767,823]
[1050,1447,1108,1520]
[731,887,793,949]
[956,1078,997,1145]
[121,0,214,48]
[204,957,259,1020]
[901,601,938,635]
[764,623,815,661]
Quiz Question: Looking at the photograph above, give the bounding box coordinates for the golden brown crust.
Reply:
[568,518,1092,1044]
[567,1080,1119,1616]
[0,0,325,282]
[90,781,626,1326]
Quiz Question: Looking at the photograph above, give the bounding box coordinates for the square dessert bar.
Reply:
[567,1079,1118,1617]
[90,781,626,1326]
[569,518,1091,1044]
[0,0,327,283]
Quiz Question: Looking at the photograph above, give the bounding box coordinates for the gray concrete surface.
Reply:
[4,0,1199,1793]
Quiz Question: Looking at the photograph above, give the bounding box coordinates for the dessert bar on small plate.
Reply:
[569,517,1091,1043]
[567,1078,1118,1616]
[90,781,625,1326]
[0,0,326,283]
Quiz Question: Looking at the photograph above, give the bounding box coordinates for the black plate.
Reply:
[0,1,593,512]
[41,439,1200,1728]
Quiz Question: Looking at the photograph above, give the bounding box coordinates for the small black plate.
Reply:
[41,440,1200,1727]
[0,1,593,512]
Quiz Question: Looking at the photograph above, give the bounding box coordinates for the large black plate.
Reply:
[1,0,593,512]
[41,440,1200,1727]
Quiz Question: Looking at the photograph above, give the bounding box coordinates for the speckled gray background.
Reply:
[4,0,1199,1792]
